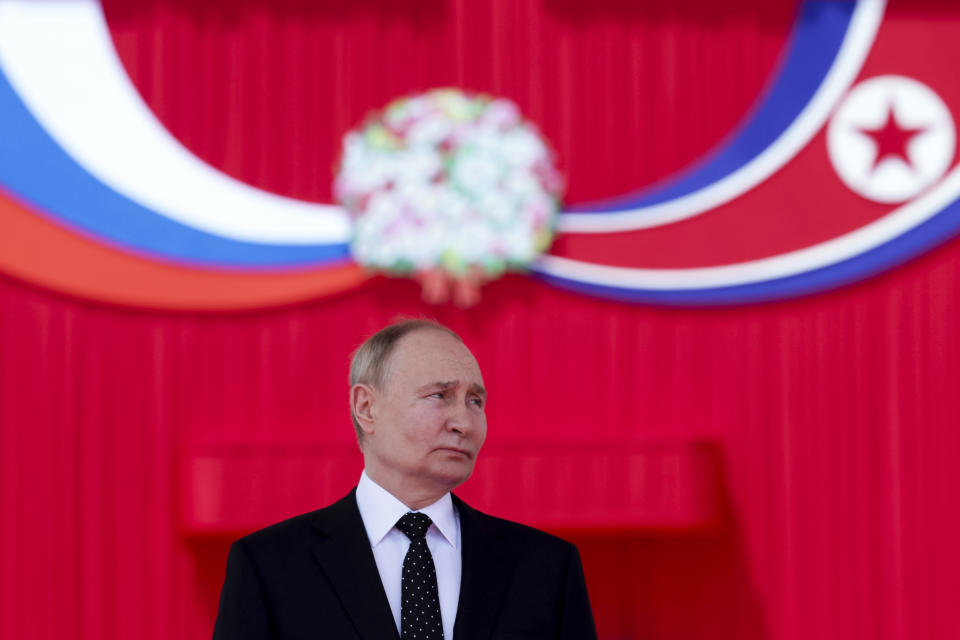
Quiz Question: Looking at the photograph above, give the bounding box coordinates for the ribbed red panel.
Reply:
[4,1,960,639]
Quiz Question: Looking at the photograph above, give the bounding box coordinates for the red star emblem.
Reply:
[857,105,927,171]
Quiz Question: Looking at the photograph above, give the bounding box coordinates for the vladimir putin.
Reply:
[213,319,597,639]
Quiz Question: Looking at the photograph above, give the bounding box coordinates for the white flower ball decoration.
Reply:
[334,89,563,290]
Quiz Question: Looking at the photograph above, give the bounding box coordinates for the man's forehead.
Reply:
[386,328,483,382]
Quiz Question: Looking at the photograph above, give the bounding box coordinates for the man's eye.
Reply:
[470,397,484,408]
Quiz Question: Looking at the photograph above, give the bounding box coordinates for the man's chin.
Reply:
[428,458,476,490]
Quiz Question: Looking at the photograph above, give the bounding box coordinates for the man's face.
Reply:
[361,328,487,497]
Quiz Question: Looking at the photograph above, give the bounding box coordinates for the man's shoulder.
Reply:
[453,494,578,556]
[233,489,357,553]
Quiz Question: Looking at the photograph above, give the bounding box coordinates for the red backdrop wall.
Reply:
[2,1,960,639]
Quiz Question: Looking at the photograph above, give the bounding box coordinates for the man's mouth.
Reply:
[437,446,471,458]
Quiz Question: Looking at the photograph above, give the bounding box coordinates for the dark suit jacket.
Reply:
[212,489,597,639]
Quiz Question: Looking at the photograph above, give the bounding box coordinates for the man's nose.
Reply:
[445,398,472,435]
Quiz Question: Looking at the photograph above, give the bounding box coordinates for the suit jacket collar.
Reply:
[451,494,519,640]
[310,489,400,640]
[308,489,519,640]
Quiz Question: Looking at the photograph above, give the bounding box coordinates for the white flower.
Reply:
[335,89,563,277]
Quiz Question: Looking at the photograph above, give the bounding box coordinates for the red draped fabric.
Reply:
[103,0,793,205]
[3,1,960,639]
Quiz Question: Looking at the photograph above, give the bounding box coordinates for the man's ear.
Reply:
[350,383,377,436]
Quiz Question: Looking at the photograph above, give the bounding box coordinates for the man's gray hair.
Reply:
[349,319,462,439]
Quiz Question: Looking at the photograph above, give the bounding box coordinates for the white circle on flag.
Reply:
[827,75,955,203]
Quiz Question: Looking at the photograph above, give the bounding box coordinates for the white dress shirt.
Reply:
[355,471,461,640]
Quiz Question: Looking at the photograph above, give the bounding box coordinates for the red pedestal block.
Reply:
[180,440,724,535]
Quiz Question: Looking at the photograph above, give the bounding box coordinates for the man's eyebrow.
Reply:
[415,381,456,394]
[416,380,487,397]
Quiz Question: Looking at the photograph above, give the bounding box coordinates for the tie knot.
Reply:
[396,512,432,539]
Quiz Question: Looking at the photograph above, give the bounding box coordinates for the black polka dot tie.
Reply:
[395,512,443,640]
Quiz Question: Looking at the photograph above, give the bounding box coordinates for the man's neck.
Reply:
[363,467,450,511]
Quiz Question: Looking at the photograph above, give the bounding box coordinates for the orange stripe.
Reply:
[0,190,367,309]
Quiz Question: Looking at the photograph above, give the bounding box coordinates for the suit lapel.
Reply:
[310,490,400,640]
[452,495,518,640]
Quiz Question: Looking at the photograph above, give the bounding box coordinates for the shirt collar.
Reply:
[355,470,459,549]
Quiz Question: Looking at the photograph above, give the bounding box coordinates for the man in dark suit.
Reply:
[213,320,597,639]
